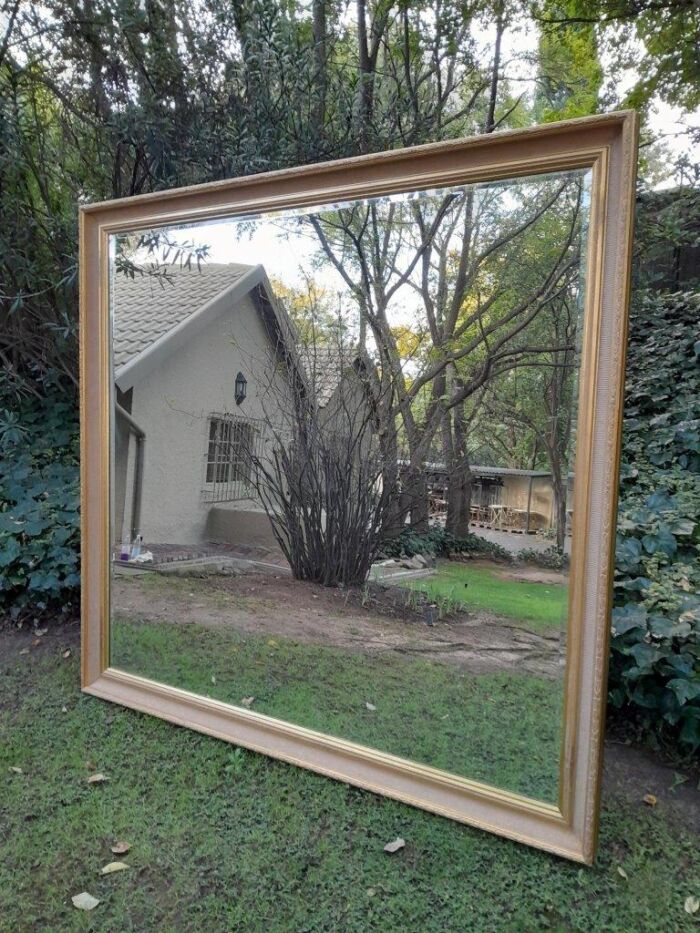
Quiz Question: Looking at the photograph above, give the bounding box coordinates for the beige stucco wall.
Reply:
[319,371,375,466]
[116,291,290,546]
[499,475,556,528]
[206,505,278,549]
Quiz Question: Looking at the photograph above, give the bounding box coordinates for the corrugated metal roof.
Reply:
[401,459,552,478]
[111,263,254,369]
[461,465,551,478]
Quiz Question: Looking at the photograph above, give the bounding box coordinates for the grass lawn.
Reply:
[111,617,563,803]
[1,629,698,932]
[403,560,568,631]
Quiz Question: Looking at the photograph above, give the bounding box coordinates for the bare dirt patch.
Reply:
[0,619,80,717]
[602,741,700,835]
[490,563,568,586]
[111,569,564,678]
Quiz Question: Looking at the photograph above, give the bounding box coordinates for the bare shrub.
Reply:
[250,340,398,587]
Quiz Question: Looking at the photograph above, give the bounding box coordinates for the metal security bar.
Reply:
[202,413,265,503]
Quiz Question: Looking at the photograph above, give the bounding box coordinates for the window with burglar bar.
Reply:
[203,414,263,502]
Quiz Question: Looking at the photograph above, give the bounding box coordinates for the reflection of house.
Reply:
[424,462,574,533]
[113,263,373,551]
[113,263,299,549]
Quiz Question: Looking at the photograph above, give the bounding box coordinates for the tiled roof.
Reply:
[112,263,254,370]
[298,345,369,408]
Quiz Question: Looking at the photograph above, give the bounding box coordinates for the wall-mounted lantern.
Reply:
[235,371,247,406]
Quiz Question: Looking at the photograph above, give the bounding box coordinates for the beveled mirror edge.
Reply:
[79,111,639,865]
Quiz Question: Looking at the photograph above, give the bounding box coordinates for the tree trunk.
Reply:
[380,432,404,539]
[355,0,374,153]
[444,457,473,538]
[445,470,473,537]
[552,471,567,550]
[401,464,429,532]
[312,0,327,140]
[443,388,473,538]
[547,443,567,550]
[484,1,504,133]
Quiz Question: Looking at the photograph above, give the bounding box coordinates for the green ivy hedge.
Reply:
[609,291,700,752]
[0,389,80,622]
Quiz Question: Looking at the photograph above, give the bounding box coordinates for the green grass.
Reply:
[403,560,568,631]
[111,618,563,802]
[1,642,698,932]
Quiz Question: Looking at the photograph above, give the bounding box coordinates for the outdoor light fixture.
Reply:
[235,371,247,405]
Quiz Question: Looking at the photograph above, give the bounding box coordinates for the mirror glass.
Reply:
[109,168,591,804]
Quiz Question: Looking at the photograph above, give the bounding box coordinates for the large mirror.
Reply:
[109,169,588,805]
[81,113,638,862]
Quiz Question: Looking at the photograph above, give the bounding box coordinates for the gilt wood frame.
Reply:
[80,111,638,864]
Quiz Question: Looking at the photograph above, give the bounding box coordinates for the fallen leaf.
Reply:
[384,837,405,854]
[110,841,131,855]
[62,649,71,659]
[671,772,688,790]
[240,696,255,708]
[86,773,109,784]
[32,638,41,648]
[267,639,278,648]
[35,627,48,637]
[8,766,23,774]
[365,702,377,711]
[617,866,628,880]
[642,793,658,807]
[685,896,700,915]
[85,760,96,771]
[100,861,129,875]
[19,648,29,655]
[72,892,100,911]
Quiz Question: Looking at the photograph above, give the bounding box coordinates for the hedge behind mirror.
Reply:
[80,113,638,863]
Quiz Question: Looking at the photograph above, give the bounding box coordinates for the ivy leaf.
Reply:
[668,518,695,536]
[667,679,700,706]
[611,604,647,636]
[626,642,664,673]
[641,527,677,556]
[648,615,692,639]
[615,537,643,571]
